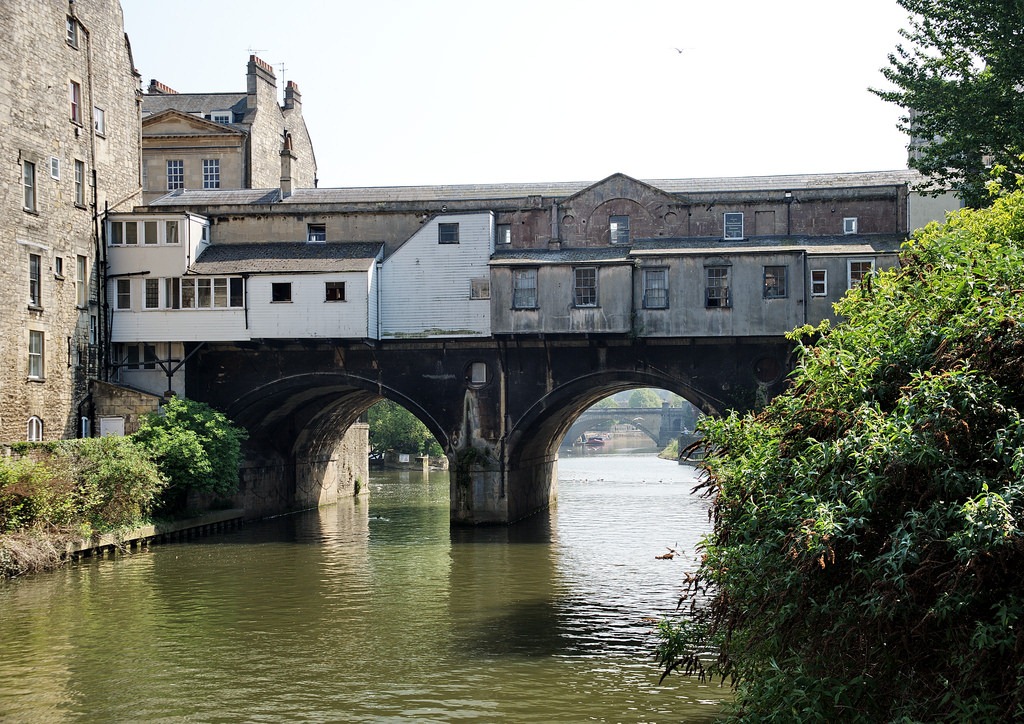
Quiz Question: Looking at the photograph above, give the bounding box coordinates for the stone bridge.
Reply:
[563,405,698,448]
[185,334,793,524]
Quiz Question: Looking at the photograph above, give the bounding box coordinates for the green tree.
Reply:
[133,397,247,511]
[659,187,1024,720]
[872,0,1024,207]
[367,400,442,457]
[592,396,619,409]
[628,388,663,408]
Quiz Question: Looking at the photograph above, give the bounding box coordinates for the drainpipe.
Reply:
[784,191,793,236]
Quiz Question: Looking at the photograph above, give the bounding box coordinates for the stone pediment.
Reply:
[557,173,691,245]
[142,109,245,137]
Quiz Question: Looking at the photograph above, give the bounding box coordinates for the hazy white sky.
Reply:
[121,0,913,189]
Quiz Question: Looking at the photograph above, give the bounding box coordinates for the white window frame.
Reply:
[93,107,105,136]
[307,224,327,242]
[843,217,858,235]
[705,266,731,308]
[573,267,598,307]
[811,269,828,297]
[211,112,232,124]
[642,268,668,309]
[66,16,78,47]
[470,278,490,300]
[724,212,744,240]
[74,160,85,206]
[167,159,184,190]
[610,215,630,245]
[144,278,160,309]
[77,256,88,307]
[49,157,60,180]
[496,224,511,245]
[848,259,875,290]
[28,416,44,442]
[70,80,82,124]
[23,160,36,212]
[512,268,538,309]
[202,158,220,189]
[28,331,44,380]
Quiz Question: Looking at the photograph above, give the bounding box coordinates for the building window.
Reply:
[178,277,242,309]
[325,281,346,301]
[643,268,669,309]
[470,278,490,299]
[143,344,157,370]
[811,269,827,297]
[49,157,60,179]
[55,257,64,278]
[512,268,538,309]
[496,224,511,244]
[29,254,41,307]
[167,160,184,190]
[573,267,598,307]
[763,266,788,299]
[144,278,160,308]
[108,220,139,245]
[610,215,630,244]
[848,259,875,289]
[706,266,731,308]
[77,255,88,306]
[843,217,858,235]
[28,416,44,442]
[166,220,180,244]
[271,282,292,302]
[307,223,326,242]
[89,314,97,344]
[202,159,220,189]
[66,16,78,47]
[70,80,82,123]
[28,331,44,380]
[438,223,460,244]
[211,112,232,124]
[116,278,131,310]
[724,212,744,240]
[74,160,85,206]
[23,160,36,211]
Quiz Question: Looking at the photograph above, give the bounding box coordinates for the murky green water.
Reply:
[0,453,729,722]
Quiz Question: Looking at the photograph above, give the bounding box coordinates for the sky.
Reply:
[120,0,914,189]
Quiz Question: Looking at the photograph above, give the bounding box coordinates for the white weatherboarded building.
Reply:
[377,213,494,339]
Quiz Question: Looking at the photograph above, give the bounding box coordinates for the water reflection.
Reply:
[0,454,729,722]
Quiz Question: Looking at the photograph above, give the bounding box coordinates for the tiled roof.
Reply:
[630,233,907,254]
[489,247,633,264]
[141,93,247,118]
[189,242,383,275]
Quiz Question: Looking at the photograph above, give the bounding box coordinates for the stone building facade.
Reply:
[140,56,317,204]
[0,0,141,442]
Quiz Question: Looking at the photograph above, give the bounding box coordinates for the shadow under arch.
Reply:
[216,371,451,518]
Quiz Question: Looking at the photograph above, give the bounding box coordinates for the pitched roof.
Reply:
[189,242,383,275]
[142,92,248,118]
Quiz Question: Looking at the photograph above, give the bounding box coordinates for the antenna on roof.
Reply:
[277,62,287,85]
[246,46,266,57]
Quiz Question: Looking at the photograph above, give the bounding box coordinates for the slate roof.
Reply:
[189,242,383,275]
[489,234,906,265]
[141,93,248,118]
[145,170,925,208]
[150,188,282,206]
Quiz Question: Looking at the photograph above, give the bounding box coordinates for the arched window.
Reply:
[27,416,43,442]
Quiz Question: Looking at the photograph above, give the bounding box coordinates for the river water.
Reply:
[0,450,729,722]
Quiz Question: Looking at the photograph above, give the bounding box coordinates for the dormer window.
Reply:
[724,212,744,240]
[307,224,326,242]
[211,112,232,124]
[843,217,858,235]
[610,215,630,244]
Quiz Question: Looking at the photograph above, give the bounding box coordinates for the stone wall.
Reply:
[89,380,162,436]
[0,0,140,443]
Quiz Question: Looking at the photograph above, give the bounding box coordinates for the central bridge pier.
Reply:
[186,335,792,524]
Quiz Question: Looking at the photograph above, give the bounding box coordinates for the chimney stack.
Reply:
[284,81,301,110]
[280,133,296,198]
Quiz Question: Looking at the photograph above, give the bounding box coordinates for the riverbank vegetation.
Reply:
[368,400,443,460]
[0,398,245,577]
[659,186,1024,720]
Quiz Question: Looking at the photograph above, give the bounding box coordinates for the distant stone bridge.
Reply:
[563,405,698,448]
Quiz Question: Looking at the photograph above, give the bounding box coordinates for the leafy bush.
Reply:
[0,438,165,534]
[133,397,247,509]
[368,399,442,457]
[660,188,1024,720]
